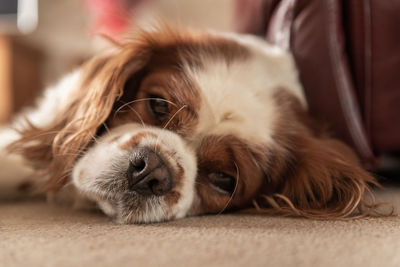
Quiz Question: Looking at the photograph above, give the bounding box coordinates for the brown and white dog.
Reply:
[0,26,381,223]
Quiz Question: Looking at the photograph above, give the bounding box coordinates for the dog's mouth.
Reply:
[71,123,197,223]
[82,159,174,223]
[74,153,181,223]
[93,190,168,224]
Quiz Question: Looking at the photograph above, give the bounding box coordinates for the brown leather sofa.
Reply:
[235,0,400,169]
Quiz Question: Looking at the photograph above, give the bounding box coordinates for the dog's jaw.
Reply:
[72,123,197,223]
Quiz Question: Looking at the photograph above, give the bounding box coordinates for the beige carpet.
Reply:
[1,188,400,267]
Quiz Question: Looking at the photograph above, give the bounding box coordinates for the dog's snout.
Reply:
[127,147,172,196]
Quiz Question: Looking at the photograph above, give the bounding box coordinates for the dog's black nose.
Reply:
[127,147,172,196]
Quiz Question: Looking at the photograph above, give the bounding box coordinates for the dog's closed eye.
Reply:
[148,94,169,124]
[208,172,236,195]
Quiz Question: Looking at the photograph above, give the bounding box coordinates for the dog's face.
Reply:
[71,36,279,222]
[14,28,379,223]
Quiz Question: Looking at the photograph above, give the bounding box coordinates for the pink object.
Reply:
[85,0,148,38]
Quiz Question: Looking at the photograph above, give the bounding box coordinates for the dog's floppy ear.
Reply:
[9,45,152,191]
[9,26,199,191]
[253,91,387,219]
[257,134,380,219]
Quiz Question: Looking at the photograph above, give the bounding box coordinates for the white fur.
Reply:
[0,70,83,198]
[72,123,197,223]
[185,36,304,149]
[212,32,305,104]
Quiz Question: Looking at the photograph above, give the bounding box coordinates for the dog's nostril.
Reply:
[148,179,160,194]
[147,167,172,196]
[128,147,160,179]
[127,146,173,196]
[131,157,146,173]
[148,179,159,188]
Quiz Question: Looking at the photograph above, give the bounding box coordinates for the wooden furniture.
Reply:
[0,36,41,124]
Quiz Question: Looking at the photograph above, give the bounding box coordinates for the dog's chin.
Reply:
[70,155,174,223]
[71,167,187,224]
[78,187,172,224]
[98,194,171,224]
[70,123,198,224]
[71,164,173,223]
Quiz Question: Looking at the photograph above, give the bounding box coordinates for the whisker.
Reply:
[88,131,101,145]
[122,105,145,127]
[114,98,178,117]
[195,181,209,187]
[218,161,240,215]
[95,33,123,47]
[163,104,187,130]
[102,122,111,135]
[154,104,187,154]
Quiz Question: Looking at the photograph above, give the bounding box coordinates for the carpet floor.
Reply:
[1,187,400,267]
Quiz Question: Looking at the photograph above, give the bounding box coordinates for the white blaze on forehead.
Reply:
[186,39,304,145]
[191,61,275,145]
[210,31,306,105]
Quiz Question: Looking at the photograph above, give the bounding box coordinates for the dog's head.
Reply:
[13,27,380,223]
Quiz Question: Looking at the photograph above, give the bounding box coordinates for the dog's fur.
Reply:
[0,27,382,223]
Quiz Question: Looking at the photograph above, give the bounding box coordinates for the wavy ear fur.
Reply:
[254,91,389,219]
[9,44,152,190]
[8,26,204,191]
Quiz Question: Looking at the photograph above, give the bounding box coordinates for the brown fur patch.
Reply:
[195,135,265,214]
[111,69,201,137]
[251,89,388,219]
[108,135,122,143]
[164,164,184,214]
[164,191,181,207]
[119,131,157,150]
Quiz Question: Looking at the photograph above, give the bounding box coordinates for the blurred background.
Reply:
[1,0,399,174]
[0,0,237,124]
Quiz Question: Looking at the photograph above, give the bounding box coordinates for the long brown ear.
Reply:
[8,26,202,191]
[254,91,390,219]
[9,46,151,191]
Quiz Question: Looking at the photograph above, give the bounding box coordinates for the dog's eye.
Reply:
[208,172,236,194]
[148,94,169,123]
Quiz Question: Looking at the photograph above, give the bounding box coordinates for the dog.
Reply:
[0,26,381,223]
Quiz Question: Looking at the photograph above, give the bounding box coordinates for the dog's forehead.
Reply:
[182,34,304,146]
[117,30,304,146]
[190,61,275,145]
